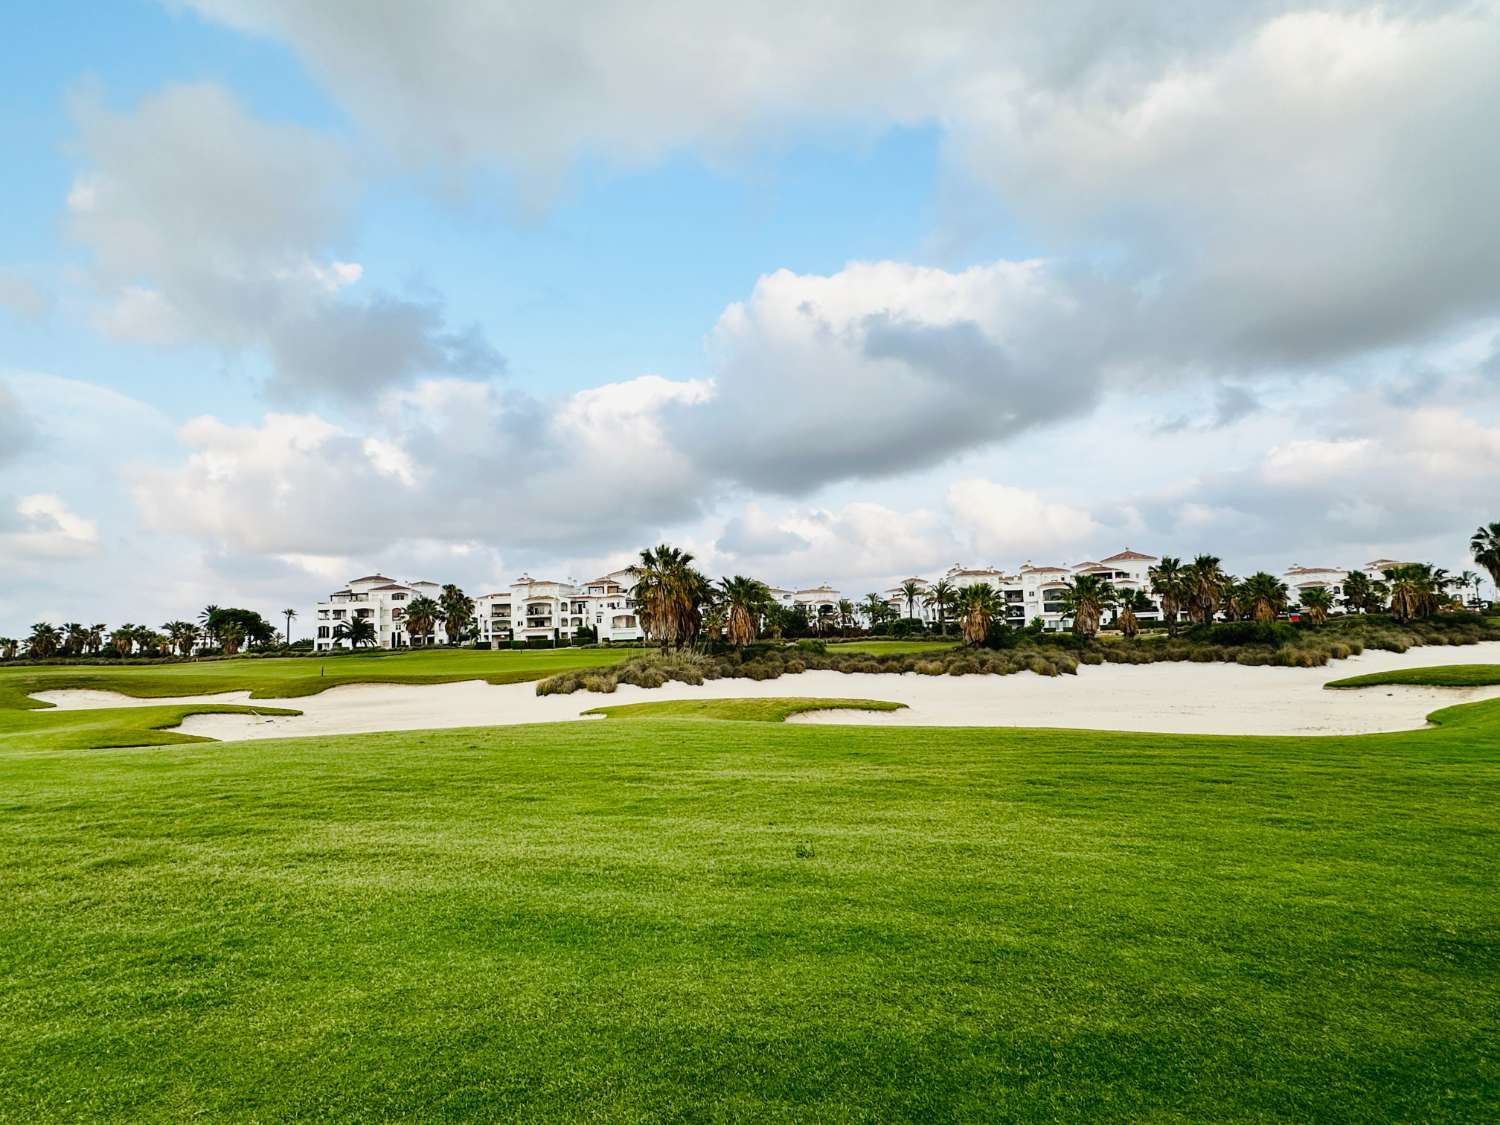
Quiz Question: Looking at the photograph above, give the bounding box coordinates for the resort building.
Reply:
[314,570,644,651]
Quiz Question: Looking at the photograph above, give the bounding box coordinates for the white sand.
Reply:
[28,641,1500,742]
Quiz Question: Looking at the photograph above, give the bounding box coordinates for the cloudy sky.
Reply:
[3,0,1499,632]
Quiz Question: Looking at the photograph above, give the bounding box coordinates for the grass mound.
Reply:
[1327,664,1500,689]
[582,697,906,722]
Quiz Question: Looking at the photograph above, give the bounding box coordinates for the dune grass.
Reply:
[582,696,906,722]
[1328,663,1500,689]
[1,698,1498,1121]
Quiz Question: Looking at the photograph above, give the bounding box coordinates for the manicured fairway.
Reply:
[583,696,906,721]
[1328,663,1500,688]
[2,700,1497,1121]
[827,638,960,654]
[0,647,633,749]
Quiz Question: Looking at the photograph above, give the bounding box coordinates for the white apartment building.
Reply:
[314,569,646,652]
[1282,559,1417,611]
[312,574,450,652]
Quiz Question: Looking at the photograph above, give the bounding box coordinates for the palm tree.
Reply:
[281,608,298,645]
[1384,564,1440,623]
[162,621,199,656]
[404,596,441,646]
[84,624,105,655]
[439,584,476,645]
[27,623,62,659]
[1241,572,1289,623]
[197,605,221,646]
[1221,578,1247,621]
[1116,588,1154,639]
[1057,574,1116,638]
[899,579,924,623]
[860,593,890,632]
[333,617,377,649]
[1148,556,1187,635]
[1455,570,1481,608]
[1341,571,1375,614]
[955,583,1003,646]
[1298,586,1333,625]
[630,544,712,652]
[837,598,856,637]
[108,625,135,656]
[923,580,956,637]
[0,638,17,661]
[1472,522,1500,600]
[1182,555,1227,624]
[218,620,246,656]
[60,623,86,657]
[815,605,836,636]
[718,575,772,648]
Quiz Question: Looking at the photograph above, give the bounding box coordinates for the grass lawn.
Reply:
[583,697,906,722]
[0,647,632,751]
[1328,663,1500,688]
[1,694,1497,1120]
[826,638,961,654]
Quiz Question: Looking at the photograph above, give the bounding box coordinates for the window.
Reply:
[317,626,330,638]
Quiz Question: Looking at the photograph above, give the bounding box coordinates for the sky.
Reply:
[2,0,1499,633]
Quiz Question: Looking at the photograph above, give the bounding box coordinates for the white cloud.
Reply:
[0,494,100,560]
[68,82,501,398]
[947,480,1102,560]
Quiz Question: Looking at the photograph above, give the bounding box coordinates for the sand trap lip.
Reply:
[28,641,1500,742]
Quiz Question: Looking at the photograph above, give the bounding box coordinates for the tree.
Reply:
[837,598,857,637]
[1148,556,1187,635]
[1456,570,1482,607]
[761,602,789,640]
[1298,586,1333,625]
[860,593,890,631]
[198,605,221,646]
[333,617,377,649]
[1342,570,1375,614]
[1471,522,1500,600]
[1384,564,1441,623]
[923,580,956,637]
[163,621,199,656]
[899,579,924,623]
[1181,555,1227,624]
[630,544,712,652]
[0,638,16,661]
[27,623,61,659]
[1116,588,1154,639]
[1241,572,1289,623]
[439,584,476,645]
[108,625,136,656]
[282,608,298,645]
[218,621,246,656]
[404,596,440,645]
[718,575,772,648]
[61,623,86,657]
[955,583,1003,647]
[1057,574,1116,638]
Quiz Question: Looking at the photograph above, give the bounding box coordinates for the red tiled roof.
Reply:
[1100,549,1157,563]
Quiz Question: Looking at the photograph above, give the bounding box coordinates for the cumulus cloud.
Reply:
[130,374,714,559]
[947,480,1103,560]
[178,2,1500,374]
[676,260,1133,492]
[68,83,501,398]
[0,494,100,561]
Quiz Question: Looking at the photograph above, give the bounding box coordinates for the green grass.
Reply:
[0,647,630,750]
[1,700,1497,1121]
[828,638,960,654]
[582,696,906,722]
[1328,663,1500,688]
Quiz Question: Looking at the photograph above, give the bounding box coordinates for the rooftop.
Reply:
[1100,549,1158,563]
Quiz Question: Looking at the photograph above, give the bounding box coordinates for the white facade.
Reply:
[314,569,647,651]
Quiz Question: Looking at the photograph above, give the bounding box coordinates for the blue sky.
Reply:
[2,1,1499,630]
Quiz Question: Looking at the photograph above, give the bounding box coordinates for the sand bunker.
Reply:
[29,641,1500,741]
